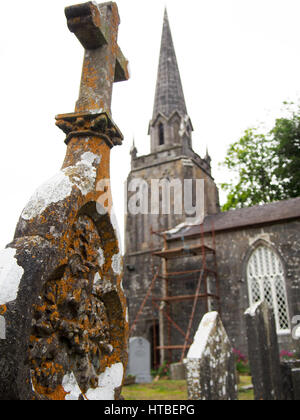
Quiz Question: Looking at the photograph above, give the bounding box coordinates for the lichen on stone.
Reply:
[0,247,24,306]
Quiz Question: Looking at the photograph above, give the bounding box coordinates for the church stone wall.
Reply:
[216,220,300,355]
[166,219,300,358]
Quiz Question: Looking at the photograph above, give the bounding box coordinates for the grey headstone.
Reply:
[170,363,186,381]
[292,368,300,400]
[281,360,300,400]
[245,301,283,400]
[184,312,238,400]
[128,337,152,384]
[0,316,5,340]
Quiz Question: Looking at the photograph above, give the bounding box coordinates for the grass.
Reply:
[122,380,188,401]
[238,376,255,401]
[122,376,254,401]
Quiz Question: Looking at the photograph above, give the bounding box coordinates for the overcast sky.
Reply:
[1,0,300,250]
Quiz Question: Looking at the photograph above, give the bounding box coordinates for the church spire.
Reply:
[149,9,193,154]
[152,9,188,120]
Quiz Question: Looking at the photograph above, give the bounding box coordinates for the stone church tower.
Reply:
[124,10,220,364]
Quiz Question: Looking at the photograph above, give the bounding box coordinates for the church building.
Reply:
[124,10,300,366]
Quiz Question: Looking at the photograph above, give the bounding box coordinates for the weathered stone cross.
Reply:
[0,1,129,400]
[65,1,129,114]
[56,1,129,147]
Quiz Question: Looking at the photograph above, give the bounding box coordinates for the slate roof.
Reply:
[166,198,300,241]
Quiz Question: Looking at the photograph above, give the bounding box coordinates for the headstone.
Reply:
[0,1,129,400]
[184,312,238,400]
[245,301,283,400]
[281,360,300,400]
[292,368,300,400]
[170,362,186,381]
[128,337,152,384]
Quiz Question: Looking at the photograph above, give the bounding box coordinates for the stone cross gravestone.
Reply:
[127,337,152,384]
[184,312,238,401]
[0,1,129,400]
[245,301,283,400]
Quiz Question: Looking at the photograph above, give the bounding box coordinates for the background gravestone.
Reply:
[184,311,238,400]
[127,337,152,384]
[170,362,186,381]
[245,301,283,400]
[291,368,300,400]
[281,360,300,400]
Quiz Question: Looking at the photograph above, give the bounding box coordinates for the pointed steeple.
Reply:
[152,9,188,120]
[149,9,193,154]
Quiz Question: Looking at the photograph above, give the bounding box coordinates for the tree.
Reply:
[272,108,300,199]
[221,102,300,211]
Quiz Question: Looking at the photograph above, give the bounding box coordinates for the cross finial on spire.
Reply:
[205,146,212,165]
[130,137,138,159]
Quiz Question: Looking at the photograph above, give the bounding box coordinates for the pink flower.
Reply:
[280,350,295,359]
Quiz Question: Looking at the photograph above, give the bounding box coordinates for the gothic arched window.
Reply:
[247,245,290,334]
[159,123,165,145]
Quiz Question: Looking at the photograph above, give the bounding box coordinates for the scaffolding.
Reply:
[129,221,220,368]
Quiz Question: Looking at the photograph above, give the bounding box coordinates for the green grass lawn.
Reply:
[238,376,255,401]
[122,380,188,401]
[122,377,254,401]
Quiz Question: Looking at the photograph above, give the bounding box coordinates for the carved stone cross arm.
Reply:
[56,1,129,148]
[65,1,129,114]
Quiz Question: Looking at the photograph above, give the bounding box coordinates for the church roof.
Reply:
[152,9,188,120]
[166,197,300,240]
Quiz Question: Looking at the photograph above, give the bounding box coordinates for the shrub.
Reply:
[152,362,170,378]
[233,349,251,375]
[280,350,296,361]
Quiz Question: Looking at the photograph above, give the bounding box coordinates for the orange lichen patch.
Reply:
[49,311,59,322]
[41,361,63,377]
[81,60,99,91]
[0,305,7,315]
[34,303,47,314]
[30,335,40,344]
[72,289,82,303]
[56,276,75,305]
[32,380,69,401]
[45,292,56,304]
[47,336,55,345]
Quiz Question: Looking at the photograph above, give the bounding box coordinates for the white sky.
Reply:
[1,0,300,250]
